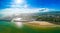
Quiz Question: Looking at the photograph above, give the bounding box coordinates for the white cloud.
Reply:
[0,8,40,17]
[0,8,55,17]
[39,8,55,12]
[0,0,55,18]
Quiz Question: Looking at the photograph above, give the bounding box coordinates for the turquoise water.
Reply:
[22,25,60,33]
[0,21,60,33]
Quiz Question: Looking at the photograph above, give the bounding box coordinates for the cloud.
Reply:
[0,0,55,18]
[0,8,55,17]
[39,8,55,12]
[0,8,40,17]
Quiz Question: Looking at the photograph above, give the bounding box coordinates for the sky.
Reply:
[26,0,60,10]
[0,0,60,10]
[0,0,60,17]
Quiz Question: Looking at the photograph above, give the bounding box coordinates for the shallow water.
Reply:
[0,21,60,33]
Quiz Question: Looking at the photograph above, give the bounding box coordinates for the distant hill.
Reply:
[36,11,60,16]
[34,11,60,25]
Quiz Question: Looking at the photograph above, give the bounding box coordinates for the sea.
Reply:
[0,20,60,33]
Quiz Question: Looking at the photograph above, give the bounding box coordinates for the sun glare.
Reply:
[14,0,23,4]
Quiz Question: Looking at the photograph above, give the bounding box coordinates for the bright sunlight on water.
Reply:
[0,21,60,33]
